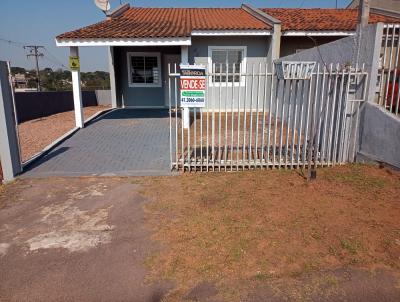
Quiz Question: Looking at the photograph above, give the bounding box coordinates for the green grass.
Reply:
[340,238,363,255]
[327,164,388,191]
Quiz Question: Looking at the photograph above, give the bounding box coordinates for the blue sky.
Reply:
[1,0,350,71]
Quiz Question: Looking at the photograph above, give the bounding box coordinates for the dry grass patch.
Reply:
[140,164,400,301]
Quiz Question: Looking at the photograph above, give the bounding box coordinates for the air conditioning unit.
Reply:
[275,61,316,80]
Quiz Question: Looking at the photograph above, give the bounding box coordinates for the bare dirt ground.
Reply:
[17,105,110,163]
[0,164,399,301]
[140,164,400,301]
[0,177,171,302]
[174,112,299,163]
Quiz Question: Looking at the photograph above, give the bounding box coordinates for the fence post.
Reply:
[366,23,384,104]
[0,61,22,182]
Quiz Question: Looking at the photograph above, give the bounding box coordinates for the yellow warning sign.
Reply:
[69,56,80,71]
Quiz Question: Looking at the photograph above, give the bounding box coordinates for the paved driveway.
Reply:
[23,109,172,177]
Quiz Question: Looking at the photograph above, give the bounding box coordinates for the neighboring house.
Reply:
[12,73,28,89]
[348,0,400,18]
[56,4,399,109]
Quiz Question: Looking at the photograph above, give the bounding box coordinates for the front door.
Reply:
[163,54,181,107]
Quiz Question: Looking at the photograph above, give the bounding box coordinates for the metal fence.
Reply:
[168,63,368,172]
[377,24,400,115]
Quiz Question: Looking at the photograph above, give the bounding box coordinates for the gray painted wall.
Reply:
[113,36,272,109]
[113,46,180,107]
[279,24,400,167]
[189,36,271,110]
[95,90,112,106]
[279,36,343,58]
[358,102,400,168]
[277,25,379,69]
[0,61,21,182]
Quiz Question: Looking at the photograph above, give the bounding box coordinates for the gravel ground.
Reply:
[17,106,110,163]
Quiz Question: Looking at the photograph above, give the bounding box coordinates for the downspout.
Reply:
[241,4,282,65]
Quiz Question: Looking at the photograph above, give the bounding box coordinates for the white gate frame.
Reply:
[168,63,368,172]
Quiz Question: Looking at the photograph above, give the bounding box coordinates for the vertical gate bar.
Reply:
[206,66,210,171]
[278,79,287,169]
[174,64,178,170]
[168,63,173,170]
[273,76,280,168]
[248,64,255,168]
[346,66,356,162]
[290,79,300,168]
[332,67,346,165]
[200,96,203,169]
[231,63,235,171]
[379,26,389,106]
[353,68,368,159]
[194,107,197,171]
[321,64,333,166]
[337,71,347,164]
[218,63,222,171]
[338,69,350,163]
[307,65,320,172]
[254,63,261,168]
[312,65,321,169]
[302,74,313,169]
[296,79,306,168]
[340,68,352,163]
[224,63,229,171]
[384,26,396,111]
[180,67,184,171]
[212,63,216,171]
[261,63,268,167]
[315,66,327,167]
[236,63,242,171]
[284,79,294,169]
[327,63,340,166]
[267,65,274,168]
[187,107,191,171]
[390,26,400,113]
[173,64,180,170]
[242,63,248,170]
[253,63,261,169]
[396,65,400,115]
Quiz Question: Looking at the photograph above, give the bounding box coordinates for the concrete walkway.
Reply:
[23,109,172,177]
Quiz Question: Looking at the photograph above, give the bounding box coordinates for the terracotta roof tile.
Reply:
[57,8,271,40]
[262,8,400,31]
[57,7,400,40]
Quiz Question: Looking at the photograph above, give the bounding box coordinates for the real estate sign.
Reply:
[180,64,206,108]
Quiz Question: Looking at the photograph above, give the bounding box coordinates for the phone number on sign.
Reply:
[180,78,206,90]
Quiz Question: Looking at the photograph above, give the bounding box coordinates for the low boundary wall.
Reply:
[14,90,111,123]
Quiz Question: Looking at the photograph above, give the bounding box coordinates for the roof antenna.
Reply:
[94,0,111,14]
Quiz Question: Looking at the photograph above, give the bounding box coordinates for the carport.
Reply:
[23,109,172,177]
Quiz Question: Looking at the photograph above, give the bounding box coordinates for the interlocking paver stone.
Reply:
[23,109,173,177]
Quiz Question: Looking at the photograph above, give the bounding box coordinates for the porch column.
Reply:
[70,46,84,128]
[108,46,117,108]
[181,45,190,129]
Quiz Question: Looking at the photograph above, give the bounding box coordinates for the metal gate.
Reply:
[168,63,368,172]
[377,24,400,115]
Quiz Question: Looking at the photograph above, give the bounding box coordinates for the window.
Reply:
[127,52,161,87]
[208,46,246,85]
